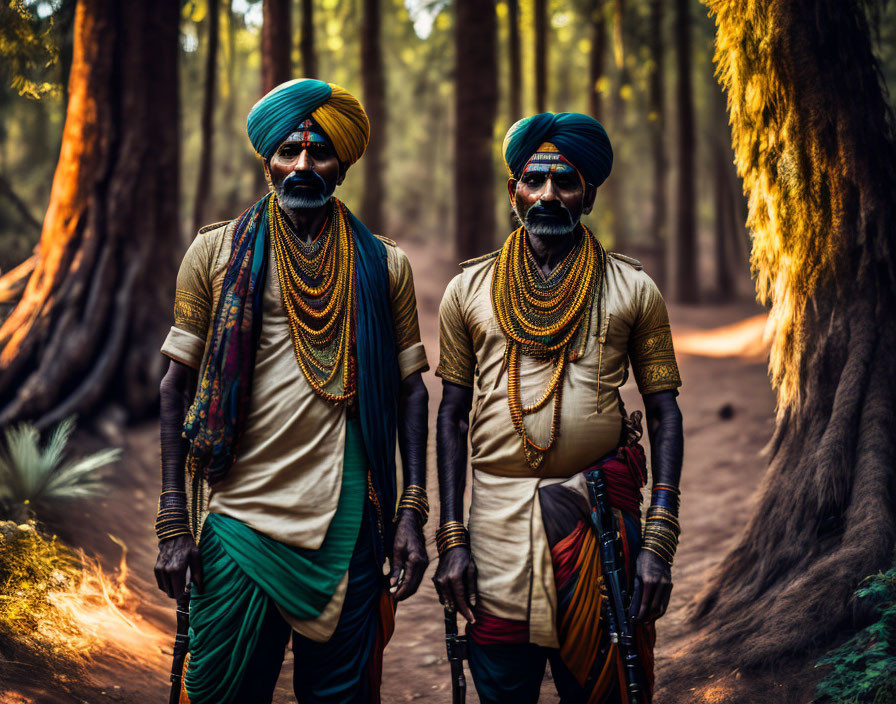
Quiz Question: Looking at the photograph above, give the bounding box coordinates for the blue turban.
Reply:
[247,79,370,164]
[502,112,613,188]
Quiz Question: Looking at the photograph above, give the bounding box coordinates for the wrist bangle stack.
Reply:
[436,520,469,556]
[642,504,680,567]
[155,490,191,542]
[395,484,429,526]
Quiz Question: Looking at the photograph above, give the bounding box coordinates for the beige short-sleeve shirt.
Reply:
[434,236,680,646]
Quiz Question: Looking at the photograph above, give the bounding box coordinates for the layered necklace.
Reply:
[269,196,357,404]
[491,225,605,470]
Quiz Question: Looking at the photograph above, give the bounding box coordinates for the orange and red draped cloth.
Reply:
[468,445,656,704]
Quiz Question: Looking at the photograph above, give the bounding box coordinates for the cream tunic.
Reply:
[436,238,680,646]
[161,218,428,640]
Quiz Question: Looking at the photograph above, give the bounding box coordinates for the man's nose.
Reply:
[540,174,558,200]
[295,149,313,171]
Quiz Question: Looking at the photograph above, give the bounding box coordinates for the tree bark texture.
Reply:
[534,0,547,113]
[507,0,521,121]
[360,0,385,234]
[261,0,291,94]
[300,0,317,78]
[192,0,219,235]
[602,0,628,251]
[588,0,607,121]
[455,0,497,261]
[647,0,666,289]
[0,0,180,427]
[685,0,896,670]
[672,0,696,302]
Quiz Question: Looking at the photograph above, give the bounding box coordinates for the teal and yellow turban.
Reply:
[502,112,613,188]
[247,79,370,165]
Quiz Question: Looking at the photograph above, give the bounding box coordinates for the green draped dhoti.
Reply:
[184,419,368,703]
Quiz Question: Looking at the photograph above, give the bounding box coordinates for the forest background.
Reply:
[1,0,896,703]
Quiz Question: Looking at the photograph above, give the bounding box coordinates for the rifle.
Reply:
[586,467,644,704]
[443,606,468,704]
[168,586,191,704]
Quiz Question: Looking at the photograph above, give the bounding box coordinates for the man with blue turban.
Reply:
[153,79,431,703]
[433,113,684,703]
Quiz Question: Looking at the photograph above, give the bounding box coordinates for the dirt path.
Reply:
[7,241,791,703]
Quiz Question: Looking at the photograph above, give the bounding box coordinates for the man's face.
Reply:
[508,149,596,237]
[268,119,344,210]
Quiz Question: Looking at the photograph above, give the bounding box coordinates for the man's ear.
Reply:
[263,160,274,192]
[507,178,518,207]
[582,184,597,215]
[337,163,348,185]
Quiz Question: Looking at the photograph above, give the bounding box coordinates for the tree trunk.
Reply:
[534,0,547,113]
[300,0,317,78]
[261,0,291,93]
[647,0,666,289]
[192,0,220,235]
[0,0,180,427]
[360,0,385,234]
[603,0,628,251]
[455,0,498,261]
[672,0,696,302]
[507,0,521,121]
[684,0,896,671]
[588,0,607,120]
[712,136,734,301]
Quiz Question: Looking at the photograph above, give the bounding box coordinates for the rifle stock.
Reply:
[586,468,644,704]
[168,587,191,704]
[444,607,468,704]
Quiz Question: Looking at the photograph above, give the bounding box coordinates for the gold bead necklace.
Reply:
[270,196,357,404]
[491,225,605,470]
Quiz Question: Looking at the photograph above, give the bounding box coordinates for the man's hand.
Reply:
[154,534,203,599]
[629,549,672,622]
[390,510,429,601]
[433,545,477,623]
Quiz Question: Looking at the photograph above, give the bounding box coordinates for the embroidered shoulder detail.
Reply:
[197,220,231,236]
[374,234,398,247]
[459,249,500,269]
[609,252,643,270]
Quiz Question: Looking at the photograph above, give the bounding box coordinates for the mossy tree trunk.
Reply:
[688,0,896,669]
[0,0,180,428]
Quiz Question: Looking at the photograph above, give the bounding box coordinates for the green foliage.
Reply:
[815,569,896,703]
[0,1,63,99]
[0,418,119,521]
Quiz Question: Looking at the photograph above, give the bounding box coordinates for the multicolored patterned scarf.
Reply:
[183,194,400,542]
[183,193,271,486]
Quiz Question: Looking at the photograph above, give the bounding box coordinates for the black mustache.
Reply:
[283,171,326,192]
[527,202,571,220]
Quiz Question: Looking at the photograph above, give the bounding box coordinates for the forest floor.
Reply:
[2,239,825,704]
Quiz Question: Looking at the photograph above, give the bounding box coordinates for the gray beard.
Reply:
[522,208,579,237]
[277,189,330,210]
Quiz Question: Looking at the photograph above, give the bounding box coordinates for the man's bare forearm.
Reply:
[436,381,473,524]
[159,360,196,513]
[643,390,684,502]
[397,371,429,492]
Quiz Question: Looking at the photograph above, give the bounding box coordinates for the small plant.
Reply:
[0,417,120,522]
[815,568,896,703]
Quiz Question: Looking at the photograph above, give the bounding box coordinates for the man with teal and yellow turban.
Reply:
[153,79,432,703]
[433,113,684,703]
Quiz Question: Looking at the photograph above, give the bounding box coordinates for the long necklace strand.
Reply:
[492,225,605,470]
[270,196,357,404]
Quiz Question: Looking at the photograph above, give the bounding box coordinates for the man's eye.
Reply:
[522,173,547,186]
[279,146,299,157]
[553,175,578,189]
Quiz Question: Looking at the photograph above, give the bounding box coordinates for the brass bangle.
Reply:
[652,483,680,494]
[436,521,469,556]
[641,543,674,566]
[396,485,430,526]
